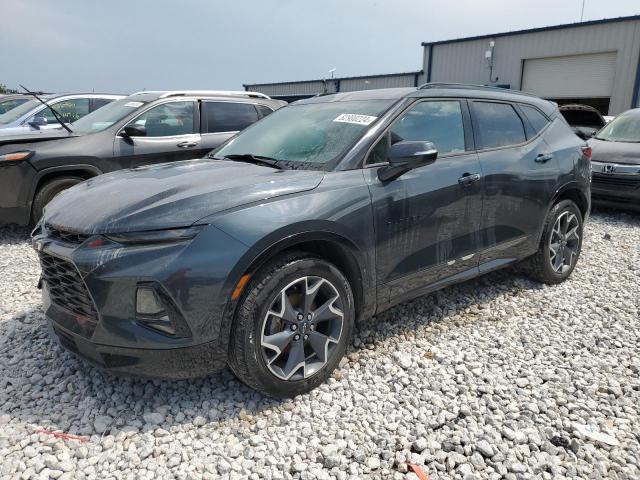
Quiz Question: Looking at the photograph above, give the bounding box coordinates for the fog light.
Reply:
[136,287,165,316]
[136,287,174,335]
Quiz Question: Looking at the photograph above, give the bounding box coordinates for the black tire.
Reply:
[228,252,355,398]
[31,176,84,224]
[521,199,583,284]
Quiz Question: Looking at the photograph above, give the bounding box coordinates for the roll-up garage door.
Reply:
[521,52,616,98]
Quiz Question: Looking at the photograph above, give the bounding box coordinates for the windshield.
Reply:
[0,97,29,115]
[215,100,394,170]
[0,98,40,124]
[595,112,640,142]
[71,97,149,134]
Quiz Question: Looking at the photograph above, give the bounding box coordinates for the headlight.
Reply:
[104,225,204,245]
[0,151,34,162]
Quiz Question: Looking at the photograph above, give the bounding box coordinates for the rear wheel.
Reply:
[228,252,354,398]
[32,176,84,224]
[522,199,583,284]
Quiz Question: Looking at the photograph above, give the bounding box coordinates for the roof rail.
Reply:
[418,82,540,98]
[161,90,271,99]
[128,90,271,99]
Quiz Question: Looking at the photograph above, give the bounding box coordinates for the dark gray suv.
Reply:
[0,90,285,225]
[33,84,591,398]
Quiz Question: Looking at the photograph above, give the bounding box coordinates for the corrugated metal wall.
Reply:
[340,73,419,91]
[246,72,421,97]
[426,19,640,114]
[247,81,330,97]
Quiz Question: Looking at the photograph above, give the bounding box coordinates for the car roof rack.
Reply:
[130,90,271,100]
[417,82,539,98]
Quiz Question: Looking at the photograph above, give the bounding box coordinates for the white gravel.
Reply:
[0,210,639,480]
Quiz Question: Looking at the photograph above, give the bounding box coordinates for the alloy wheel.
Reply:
[549,211,580,273]
[260,276,344,381]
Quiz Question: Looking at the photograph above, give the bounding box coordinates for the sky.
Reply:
[2,0,639,93]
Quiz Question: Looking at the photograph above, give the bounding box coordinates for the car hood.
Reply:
[588,138,640,165]
[43,159,325,234]
[0,130,77,147]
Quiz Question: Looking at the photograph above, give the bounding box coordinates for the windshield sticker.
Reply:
[333,114,378,126]
[124,101,144,108]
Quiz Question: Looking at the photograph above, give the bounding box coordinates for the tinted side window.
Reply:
[257,104,274,118]
[39,98,90,124]
[204,102,258,133]
[129,101,195,137]
[0,98,29,114]
[368,100,466,165]
[520,105,549,134]
[473,102,526,149]
[92,98,114,111]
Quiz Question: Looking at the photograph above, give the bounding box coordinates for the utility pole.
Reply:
[580,0,586,22]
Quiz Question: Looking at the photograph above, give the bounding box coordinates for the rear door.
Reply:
[199,101,260,156]
[364,99,483,304]
[114,100,201,168]
[470,100,557,267]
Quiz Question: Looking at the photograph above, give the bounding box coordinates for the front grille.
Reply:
[38,252,97,320]
[592,173,640,190]
[45,225,91,245]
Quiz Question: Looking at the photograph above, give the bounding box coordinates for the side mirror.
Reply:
[28,116,48,128]
[378,141,438,182]
[120,125,146,137]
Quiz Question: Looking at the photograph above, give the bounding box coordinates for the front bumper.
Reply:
[47,315,226,379]
[591,161,640,211]
[34,224,252,379]
[0,161,36,225]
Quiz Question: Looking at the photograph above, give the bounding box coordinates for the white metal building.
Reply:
[244,15,640,115]
[243,71,423,103]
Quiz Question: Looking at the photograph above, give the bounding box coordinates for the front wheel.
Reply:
[31,176,84,225]
[228,252,355,398]
[522,199,583,284]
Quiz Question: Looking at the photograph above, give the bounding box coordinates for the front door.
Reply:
[364,99,483,305]
[114,100,201,169]
[29,98,90,132]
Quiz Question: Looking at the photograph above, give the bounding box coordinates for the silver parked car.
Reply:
[0,94,31,114]
[0,93,124,136]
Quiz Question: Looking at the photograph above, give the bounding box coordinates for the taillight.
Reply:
[582,145,592,159]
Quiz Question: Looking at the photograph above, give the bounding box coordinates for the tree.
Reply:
[0,84,18,94]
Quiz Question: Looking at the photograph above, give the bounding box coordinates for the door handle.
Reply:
[535,153,553,163]
[458,173,481,186]
[177,141,198,148]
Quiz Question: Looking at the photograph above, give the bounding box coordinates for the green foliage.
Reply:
[0,84,19,94]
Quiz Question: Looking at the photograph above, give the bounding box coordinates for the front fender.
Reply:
[209,170,377,327]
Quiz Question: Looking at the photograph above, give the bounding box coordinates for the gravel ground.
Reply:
[0,209,639,480]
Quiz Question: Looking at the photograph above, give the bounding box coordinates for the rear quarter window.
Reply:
[520,105,550,135]
[256,104,274,118]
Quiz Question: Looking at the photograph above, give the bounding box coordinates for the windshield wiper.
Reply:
[221,154,284,169]
[19,84,73,134]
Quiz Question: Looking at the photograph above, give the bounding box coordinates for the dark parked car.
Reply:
[559,104,606,140]
[0,90,285,225]
[588,108,640,211]
[0,94,31,114]
[0,93,124,136]
[33,84,590,397]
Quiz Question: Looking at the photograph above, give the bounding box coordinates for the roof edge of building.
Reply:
[243,70,423,89]
[420,14,640,47]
